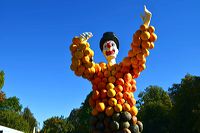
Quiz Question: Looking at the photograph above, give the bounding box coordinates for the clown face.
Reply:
[103,40,119,63]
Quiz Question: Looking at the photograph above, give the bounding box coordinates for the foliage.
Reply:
[0,71,38,133]
[0,96,22,112]
[0,71,5,102]
[0,71,4,90]
[0,110,30,133]
[67,91,92,133]
[169,74,200,133]
[0,91,5,102]
[137,86,172,133]
[22,107,37,133]
[40,116,74,133]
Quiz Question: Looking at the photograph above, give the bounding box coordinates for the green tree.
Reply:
[168,74,200,133]
[22,107,37,133]
[0,71,5,102]
[137,86,172,133]
[67,91,92,133]
[40,116,74,133]
[0,71,4,90]
[0,110,30,132]
[0,96,22,112]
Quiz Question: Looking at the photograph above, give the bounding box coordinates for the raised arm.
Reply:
[121,6,157,78]
[70,32,98,80]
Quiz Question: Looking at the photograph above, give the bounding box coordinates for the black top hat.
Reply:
[100,32,119,51]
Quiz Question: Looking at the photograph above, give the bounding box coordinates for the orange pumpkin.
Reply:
[104,70,111,78]
[115,92,123,100]
[123,91,132,101]
[149,42,155,49]
[98,82,106,90]
[148,25,155,33]
[141,40,150,49]
[117,98,125,105]
[105,106,114,116]
[91,108,98,116]
[132,116,138,125]
[70,44,77,53]
[124,73,132,83]
[72,36,81,45]
[116,78,125,86]
[115,85,123,92]
[89,97,95,107]
[149,33,157,42]
[123,103,131,111]
[108,76,116,83]
[140,24,148,31]
[134,30,142,37]
[115,72,123,79]
[92,90,100,100]
[128,98,136,107]
[102,77,108,83]
[100,89,107,99]
[123,83,132,92]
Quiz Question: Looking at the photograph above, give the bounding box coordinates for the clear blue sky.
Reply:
[0,0,200,128]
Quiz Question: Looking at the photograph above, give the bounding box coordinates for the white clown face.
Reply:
[103,40,119,62]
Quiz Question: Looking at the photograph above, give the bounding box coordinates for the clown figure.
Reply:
[69,6,157,133]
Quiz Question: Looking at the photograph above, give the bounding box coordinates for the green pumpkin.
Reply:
[90,116,98,125]
[110,121,120,131]
[137,121,143,132]
[121,111,132,121]
[129,124,140,133]
[122,128,131,133]
[97,112,105,121]
[96,121,104,131]
[112,112,121,121]
[120,121,130,129]
[104,128,112,133]
[104,116,112,128]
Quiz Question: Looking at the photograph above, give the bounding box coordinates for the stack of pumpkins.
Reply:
[69,24,157,133]
[88,69,143,133]
[122,24,157,78]
[70,36,96,79]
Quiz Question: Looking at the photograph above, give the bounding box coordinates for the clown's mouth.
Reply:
[106,49,115,56]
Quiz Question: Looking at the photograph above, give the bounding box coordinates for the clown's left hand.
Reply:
[80,32,93,41]
[140,5,152,27]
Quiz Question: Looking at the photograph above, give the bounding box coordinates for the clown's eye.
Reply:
[112,43,114,46]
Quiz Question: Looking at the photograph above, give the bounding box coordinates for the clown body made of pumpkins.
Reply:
[70,6,157,133]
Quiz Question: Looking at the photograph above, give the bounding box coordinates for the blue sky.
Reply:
[0,0,200,128]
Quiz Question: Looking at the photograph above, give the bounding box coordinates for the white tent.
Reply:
[0,125,24,133]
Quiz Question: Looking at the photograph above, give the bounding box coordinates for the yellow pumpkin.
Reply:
[96,102,105,112]
[107,89,116,98]
[140,31,151,41]
[106,83,115,90]
[129,106,138,116]
[108,98,117,107]
[114,104,122,112]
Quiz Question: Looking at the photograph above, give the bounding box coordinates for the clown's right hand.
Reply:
[140,5,152,27]
[80,32,93,41]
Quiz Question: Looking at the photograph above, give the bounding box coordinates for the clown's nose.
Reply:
[107,43,111,48]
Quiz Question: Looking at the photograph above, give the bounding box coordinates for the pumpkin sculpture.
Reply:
[69,6,157,133]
